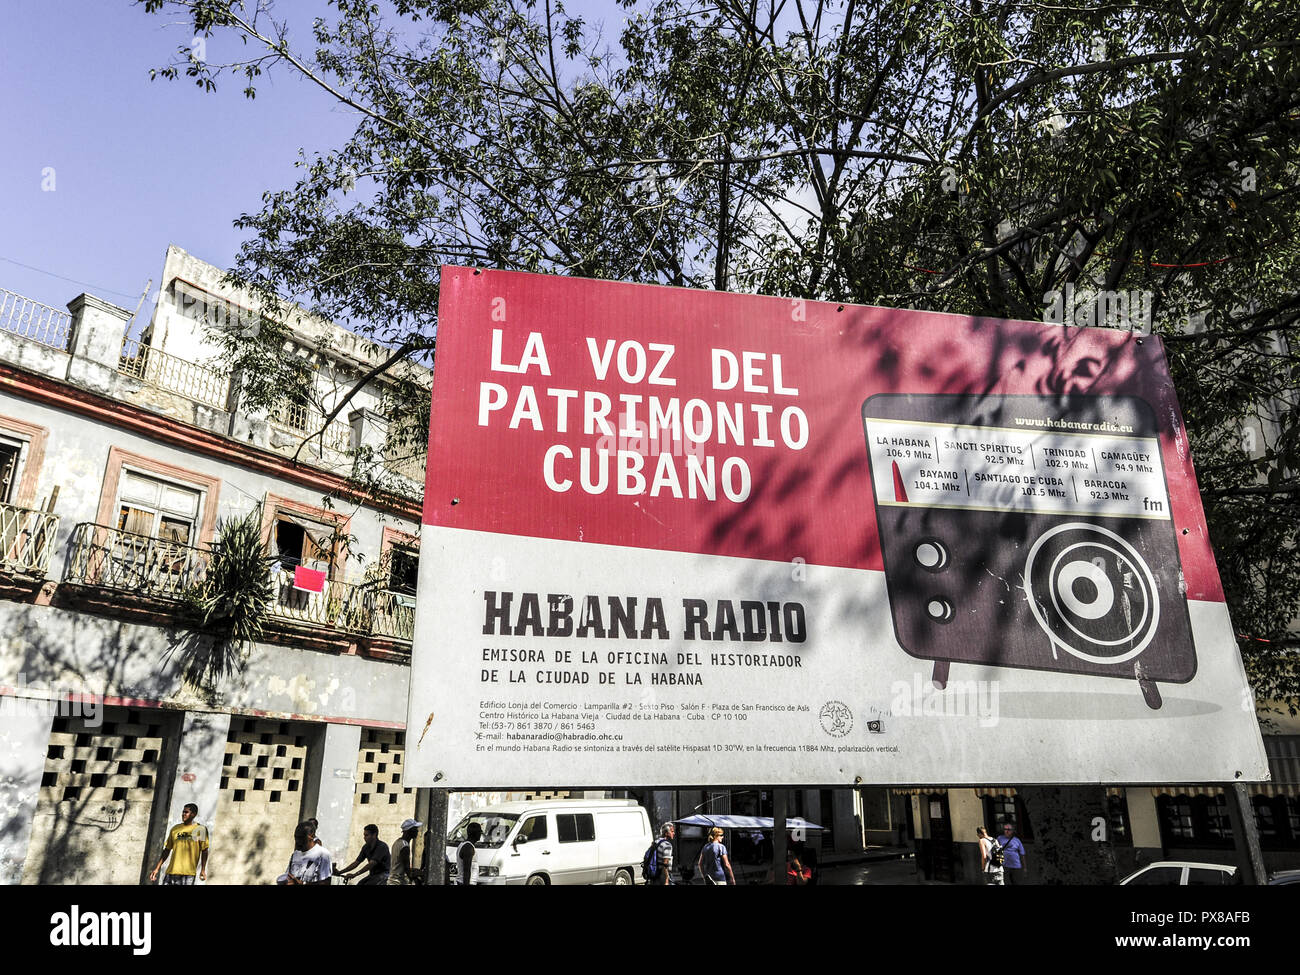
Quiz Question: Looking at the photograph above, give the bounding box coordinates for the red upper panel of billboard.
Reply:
[425,267,1222,602]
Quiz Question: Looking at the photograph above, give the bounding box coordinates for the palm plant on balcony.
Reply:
[174,506,275,691]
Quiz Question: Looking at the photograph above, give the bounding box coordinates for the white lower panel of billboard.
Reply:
[406,528,1268,787]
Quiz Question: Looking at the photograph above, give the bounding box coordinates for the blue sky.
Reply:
[1,0,628,330]
[0,1,359,321]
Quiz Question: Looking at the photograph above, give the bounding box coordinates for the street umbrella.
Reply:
[674,814,826,831]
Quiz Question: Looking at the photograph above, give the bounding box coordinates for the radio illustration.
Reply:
[862,393,1195,709]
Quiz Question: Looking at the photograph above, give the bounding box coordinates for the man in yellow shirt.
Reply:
[149,803,210,885]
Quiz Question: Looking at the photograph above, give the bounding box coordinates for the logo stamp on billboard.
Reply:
[819,700,853,737]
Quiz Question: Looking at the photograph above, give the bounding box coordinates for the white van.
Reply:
[445,799,653,885]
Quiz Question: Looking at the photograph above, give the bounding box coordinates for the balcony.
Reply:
[65,524,209,599]
[0,289,71,351]
[0,502,60,577]
[269,567,415,641]
[270,400,353,454]
[118,336,231,410]
[63,523,413,645]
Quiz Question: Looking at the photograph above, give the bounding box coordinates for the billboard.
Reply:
[406,267,1268,787]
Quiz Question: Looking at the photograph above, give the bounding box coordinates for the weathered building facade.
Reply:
[0,246,429,884]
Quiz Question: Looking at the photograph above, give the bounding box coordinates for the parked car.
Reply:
[445,799,653,885]
[1267,869,1300,885]
[1118,861,1240,885]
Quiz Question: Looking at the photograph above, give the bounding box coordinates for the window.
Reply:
[1251,796,1300,849]
[100,470,208,593]
[94,448,221,551]
[1200,795,1233,842]
[0,439,23,503]
[272,515,335,575]
[557,813,595,843]
[1156,794,1233,847]
[0,416,48,509]
[986,796,1015,831]
[387,545,419,596]
[448,813,518,849]
[1159,797,1196,842]
[115,470,201,544]
[259,496,349,588]
[983,795,1032,839]
[518,815,547,842]
[1187,867,1237,886]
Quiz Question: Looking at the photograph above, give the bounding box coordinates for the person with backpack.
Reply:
[977,825,1004,885]
[642,822,675,885]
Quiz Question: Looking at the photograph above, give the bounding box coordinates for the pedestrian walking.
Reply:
[695,826,736,885]
[651,822,675,885]
[389,818,423,885]
[338,823,391,885]
[455,821,481,885]
[977,825,1004,885]
[149,803,209,886]
[997,822,1027,884]
[284,821,332,885]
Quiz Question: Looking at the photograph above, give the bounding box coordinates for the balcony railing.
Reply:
[0,289,71,351]
[0,502,60,576]
[64,524,413,643]
[367,589,417,641]
[270,400,353,454]
[118,337,231,410]
[65,524,209,599]
[268,566,415,642]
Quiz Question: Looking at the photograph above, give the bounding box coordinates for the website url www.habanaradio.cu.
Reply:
[1114,935,1251,949]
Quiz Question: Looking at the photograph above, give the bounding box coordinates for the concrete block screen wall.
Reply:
[213,718,312,885]
[348,728,417,856]
[22,707,176,885]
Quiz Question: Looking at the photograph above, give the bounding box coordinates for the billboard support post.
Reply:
[1226,782,1266,884]
[417,787,448,885]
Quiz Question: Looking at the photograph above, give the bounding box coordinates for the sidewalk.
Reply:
[817,845,965,884]
[818,842,915,867]
[722,844,957,885]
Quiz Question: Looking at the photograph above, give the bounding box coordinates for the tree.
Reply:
[834,0,1300,718]
[138,0,1300,878]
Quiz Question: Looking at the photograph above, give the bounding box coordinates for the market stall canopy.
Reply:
[674,814,825,831]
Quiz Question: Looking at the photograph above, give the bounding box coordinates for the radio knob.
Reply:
[925,597,954,622]
[914,541,949,570]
